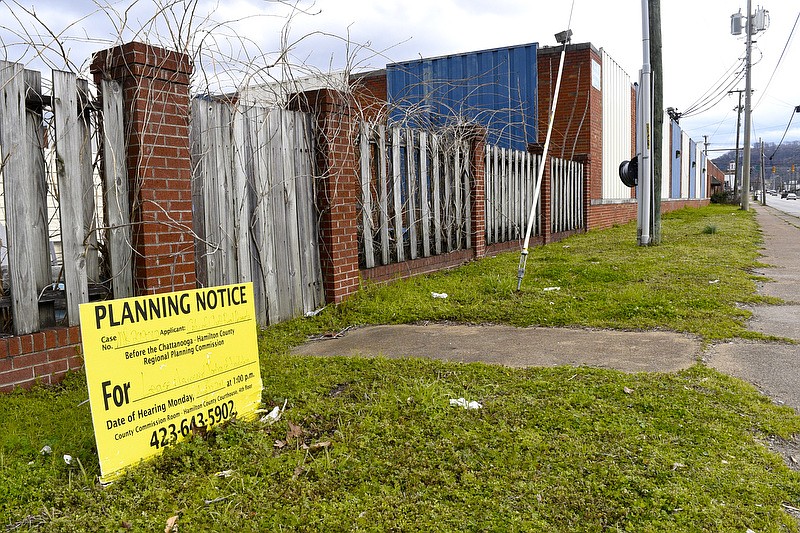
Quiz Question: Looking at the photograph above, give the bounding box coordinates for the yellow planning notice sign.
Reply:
[79,283,262,482]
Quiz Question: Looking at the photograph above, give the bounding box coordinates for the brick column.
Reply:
[294,89,360,303]
[91,42,196,295]
[541,157,553,243]
[468,127,487,259]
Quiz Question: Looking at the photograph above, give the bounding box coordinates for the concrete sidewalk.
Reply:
[292,204,800,412]
[294,323,702,373]
[705,204,800,412]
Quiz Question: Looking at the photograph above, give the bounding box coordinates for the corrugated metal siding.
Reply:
[681,132,691,199]
[386,43,538,151]
[699,147,707,198]
[671,121,682,198]
[689,139,697,199]
[661,111,671,199]
[601,50,634,201]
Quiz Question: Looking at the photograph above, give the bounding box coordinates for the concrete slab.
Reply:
[292,323,702,374]
[706,341,800,411]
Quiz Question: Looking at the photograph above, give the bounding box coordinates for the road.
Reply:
[758,192,800,217]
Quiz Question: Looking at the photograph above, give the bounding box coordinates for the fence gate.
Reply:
[191,99,324,326]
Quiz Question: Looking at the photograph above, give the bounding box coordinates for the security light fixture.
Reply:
[555,29,573,45]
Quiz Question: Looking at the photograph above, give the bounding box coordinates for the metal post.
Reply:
[742,0,753,210]
[639,0,652,245]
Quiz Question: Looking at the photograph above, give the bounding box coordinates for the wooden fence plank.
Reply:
[463,141,471,249]
[22,68,51,296]
[378,125,390,265]
[266,110,291,321]
[101,79,133,299]
[512,149,519,238]
[77,79,100,284]
[490,147,497,242]
[419,131,431,257]
[253,107,280,322]
[295,113,322,313]
[431,133,442,255]
[443,143,453,252]
[232,106,253,284]
[359,122,374,268]
[207,101,225,285]
[190,98,209,285]
[391,127,404,262]
[280,110,304,317]
[483,143,491,244]
[219,103,238,285]
[405,129,418,259]
[454,142,462,249]
[1,61,39,333]
[53,70,89,326]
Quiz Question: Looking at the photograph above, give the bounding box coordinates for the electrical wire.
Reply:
[681,68,746,118]
[755,11,800,110]
[682,57,743,115]
[768,107,799,159]
[681,58,745,118]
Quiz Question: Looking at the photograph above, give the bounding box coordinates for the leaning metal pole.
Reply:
[516,38,569,291]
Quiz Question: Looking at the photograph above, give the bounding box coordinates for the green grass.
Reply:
[2,205,800,531]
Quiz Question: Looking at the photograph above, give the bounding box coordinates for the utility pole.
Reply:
[649,0,662,244]
[729,89,744,196]
[741,0,753,210]
[731,4,768,207]
[760,138,766,205]
[704,135,709,196]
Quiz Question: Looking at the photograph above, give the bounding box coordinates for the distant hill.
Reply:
[712,140,800,176]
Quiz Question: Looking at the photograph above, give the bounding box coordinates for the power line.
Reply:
[768,105,800,159]
[755,11,800,110]
[680,58,745,118]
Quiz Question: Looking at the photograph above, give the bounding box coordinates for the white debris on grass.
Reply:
[449,398,482,410]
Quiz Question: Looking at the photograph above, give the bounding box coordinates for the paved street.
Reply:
[762,192,800,218]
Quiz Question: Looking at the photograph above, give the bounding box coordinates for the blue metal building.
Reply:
[386,43,538,151]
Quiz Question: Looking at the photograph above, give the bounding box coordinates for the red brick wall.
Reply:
[292,89,361,303]
[362,250,473,284]
[707,159,725,196]
[91,42,196,295]
[469,128,487,257]
[0,327,83,392]
[351,70,388,123]
[2,43,198,392]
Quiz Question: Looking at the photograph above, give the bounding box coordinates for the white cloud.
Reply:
[0,0,797,149]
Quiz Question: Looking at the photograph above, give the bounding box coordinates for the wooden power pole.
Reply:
[649,0,663,244]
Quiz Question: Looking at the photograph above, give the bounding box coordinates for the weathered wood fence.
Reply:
[484,146,542,245]
[190,99,324,325]
[0,61,131,335]
[551,158,585,234]
[358,122,472,268]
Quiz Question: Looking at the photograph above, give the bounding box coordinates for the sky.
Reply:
[2,0,798,159]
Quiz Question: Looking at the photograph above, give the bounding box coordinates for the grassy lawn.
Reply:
[2,204,800,531]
